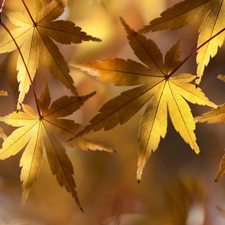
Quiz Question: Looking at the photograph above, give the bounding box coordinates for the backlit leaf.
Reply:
[0,126,6,140]
[0,84,113,208]
[71,18,216,182]
[139,0,225,86]
[0,90,7,140]
[195,104,225,181]
[0,0,101,109]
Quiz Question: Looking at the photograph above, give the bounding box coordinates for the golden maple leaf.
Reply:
[139,0,225,86]
[0,0,101,109]
[215,153,225,182]
[70,18,217,182]
[0,84,113,209]
[0,126,6,140]
[0,89,7,140]
[195,104,225,181]
[195,75,225,181]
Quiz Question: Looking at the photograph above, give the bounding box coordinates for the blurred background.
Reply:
[0,0,225,224]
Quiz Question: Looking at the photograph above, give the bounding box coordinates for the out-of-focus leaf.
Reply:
[0,126,6,140]
[195,104,225,181]
[0,90,8,96]
[0,90,8,140]
[217,74,225,82]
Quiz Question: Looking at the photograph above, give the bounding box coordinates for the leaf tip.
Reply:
[17,103,22,112]
[119,17,124,22]
[67,137,74,142]
[136,171,142,184]
[119,17,127,29]
[195,77,200,88]
[217,74,225,82]
[80,207,84,213]
[83,91,96,101]
[20,196,26,209]
[215,178,219,182]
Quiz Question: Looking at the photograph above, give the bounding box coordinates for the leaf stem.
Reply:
[0,21,41,118]
[0,0,5,13]
[21,0,36,25]
[167,28,225,79]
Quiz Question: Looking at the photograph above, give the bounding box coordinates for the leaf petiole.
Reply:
[0,0,5,13]
[21,0,36,25]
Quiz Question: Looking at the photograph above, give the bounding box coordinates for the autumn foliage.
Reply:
[1,0,225,224]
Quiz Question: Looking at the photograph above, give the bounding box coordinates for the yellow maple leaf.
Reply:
[0,84,113,208]
[70,18,217,182]
[195,104,225,125]
[139,0,225,86]
[215,153,225,182]
[0,0,101,109]
[195,104,225,181]
[0,126,6,140]
[0,89,7,140]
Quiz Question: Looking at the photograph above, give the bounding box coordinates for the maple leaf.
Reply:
[195,74,225,182]
[195,104,225,181]
[70,135,115,153]
[70,18,217,182]
[0,0,101,109]
[215,153,225,182]
[0,89,7,140]
[0,84,113,208]
[139,0,225,86]
[0,126,6,140]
